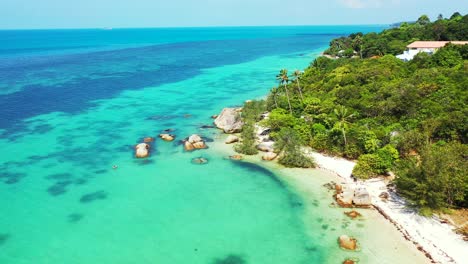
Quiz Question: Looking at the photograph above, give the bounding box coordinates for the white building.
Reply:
[396,41,468,61]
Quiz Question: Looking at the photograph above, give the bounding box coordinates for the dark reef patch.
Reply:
[47,180,73,196]
[0,172,27,185]
[212,254,246,264]
[0,233,10,246]
[80,190,108,203]
[67,213,84,223]
[45,173,72,180]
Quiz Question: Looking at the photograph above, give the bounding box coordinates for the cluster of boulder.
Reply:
[184,134,207,151]
[335,183,371,207]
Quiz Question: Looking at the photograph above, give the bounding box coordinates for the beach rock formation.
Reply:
[344,210,362,219]
[353,187,371,206]
[225,135,239,144]
[338,235,357,250]
[229,155,243,160]
[335,183,371,207]
[159,134,175,141]
[184,134,207,151]
[214,108,243,133]
[336,184,355,207]
[135,143,150,158]
[262,152,277,161]
[257,142,274,152]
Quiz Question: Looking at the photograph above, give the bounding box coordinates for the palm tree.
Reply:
[333,105,354,148]
[276,69,292,114]
[353,35,363,59]
[270,87,279,108]
[291,70,304,103]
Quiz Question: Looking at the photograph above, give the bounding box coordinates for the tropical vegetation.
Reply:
[235,12,467,213]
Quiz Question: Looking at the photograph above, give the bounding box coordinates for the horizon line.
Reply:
[0,23,391,31]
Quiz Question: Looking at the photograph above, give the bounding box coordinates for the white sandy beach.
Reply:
[308,150,468,264]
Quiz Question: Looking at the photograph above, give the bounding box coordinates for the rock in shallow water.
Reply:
[135,143,150,158]
[159,133,175,141]
[338,235,357,250]
[191,157,208,164]
[214,108,243,133]
[184,134,207,151]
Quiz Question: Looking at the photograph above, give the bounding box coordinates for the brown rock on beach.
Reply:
[338,235,357,250]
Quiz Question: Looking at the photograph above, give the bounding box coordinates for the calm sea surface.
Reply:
[0,26,386,263]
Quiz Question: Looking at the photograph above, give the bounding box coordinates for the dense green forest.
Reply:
[235,13,468,213]
[324,12,468,58]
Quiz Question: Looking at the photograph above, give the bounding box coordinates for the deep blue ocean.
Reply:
[0,26,409,264]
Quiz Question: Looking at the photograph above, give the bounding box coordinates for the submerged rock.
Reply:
[143,137,154,143]
[135,143,150,158]
[225,135,239,144]
[191,157,208,164]
[262,152,277,161]
[214,108,243,133]
[338,235,357,250]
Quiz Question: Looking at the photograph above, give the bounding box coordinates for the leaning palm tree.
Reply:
[291,70,304,103]
[333,105,354,148]
[276,69,292,114]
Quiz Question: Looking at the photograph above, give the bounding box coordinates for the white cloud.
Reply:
[339,0,401,9]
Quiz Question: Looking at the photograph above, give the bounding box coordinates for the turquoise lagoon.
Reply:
[0,26,425,263]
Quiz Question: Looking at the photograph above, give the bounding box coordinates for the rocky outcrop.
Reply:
[159,134,175,141]
[225,135,239,144]
[343,259,355,264]
[256,142,275,152]
[338,235,357,250]
[353,187,371,206]
[135,143,150,158]
[262,152,277,161]
[335,184,371,207]
[214,108,243,133]
[184,134,207,151]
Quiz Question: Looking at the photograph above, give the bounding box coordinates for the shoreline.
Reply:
[211,135,430,263]
[212,110,466,263]
[307,150,467,264]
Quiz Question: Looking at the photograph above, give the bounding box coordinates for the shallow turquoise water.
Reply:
[0,26,386,263]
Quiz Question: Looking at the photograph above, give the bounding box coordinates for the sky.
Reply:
[0,0,466,29]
